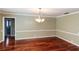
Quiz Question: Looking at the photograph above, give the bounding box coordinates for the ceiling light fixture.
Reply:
[35,8,45,23]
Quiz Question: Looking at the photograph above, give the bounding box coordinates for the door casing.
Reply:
[2,17,16,41]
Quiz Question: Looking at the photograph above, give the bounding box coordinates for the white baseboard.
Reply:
[1,33,79,47]
[16,35,56,40]
[0,40,3,43]
[16,35,79,47]
[56,36,79,46]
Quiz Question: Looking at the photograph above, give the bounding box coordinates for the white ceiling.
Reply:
[0,8,79,17]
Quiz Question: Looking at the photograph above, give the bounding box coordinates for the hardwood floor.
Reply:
[0,37,79,51]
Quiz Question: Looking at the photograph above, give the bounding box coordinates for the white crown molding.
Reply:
[0,11,56,18]
[56,11,79,18]
[1,10,79,18]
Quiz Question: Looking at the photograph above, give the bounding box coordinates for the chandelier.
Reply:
[35,8,45,23]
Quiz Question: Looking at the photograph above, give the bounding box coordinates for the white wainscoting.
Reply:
[56,36,79,46]
[56,29,79,37]
[16,29,56,40]
[1,29,79,47]
[56,29,79,46]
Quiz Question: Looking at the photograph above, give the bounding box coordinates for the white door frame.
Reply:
[2,16,16,41]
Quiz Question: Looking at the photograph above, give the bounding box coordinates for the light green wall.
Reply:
[3,15,56,40]
[56,13,79,45]
[15,16,56,39]
[56,31,79,45]
[1,12,79,46]
[15,16,56,30]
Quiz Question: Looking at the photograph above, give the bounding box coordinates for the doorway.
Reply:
[3,17,15,47]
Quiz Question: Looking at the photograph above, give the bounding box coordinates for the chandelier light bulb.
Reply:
[41,19,45,22]
[35,18,41,23]
[35,8,45,23]
[35,18,45,23]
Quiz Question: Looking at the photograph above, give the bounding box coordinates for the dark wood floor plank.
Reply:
[0,37,79,51]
